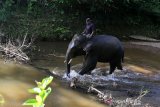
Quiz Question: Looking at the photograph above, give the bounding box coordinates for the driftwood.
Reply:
[0,32,35,62]
[69,77,150,107]
[88,85,150,106]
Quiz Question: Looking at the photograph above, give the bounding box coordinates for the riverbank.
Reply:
[125,42,160,54]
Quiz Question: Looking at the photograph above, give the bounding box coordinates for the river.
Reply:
[0,41,160,107]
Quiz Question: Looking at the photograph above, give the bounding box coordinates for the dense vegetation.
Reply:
[0,0,160,40]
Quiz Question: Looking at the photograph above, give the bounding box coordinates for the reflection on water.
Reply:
[125,47,160,73]
[31,41,68,70]
[0,41,160,107]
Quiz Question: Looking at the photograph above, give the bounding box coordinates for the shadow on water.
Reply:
[1,41,160,107]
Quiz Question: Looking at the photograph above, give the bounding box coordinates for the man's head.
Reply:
[86,18,92,24]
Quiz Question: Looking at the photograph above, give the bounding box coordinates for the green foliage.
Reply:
[0,0,14,22]
[1,0,160,20]
[0,94,5,104]
[53,26,71,40]
[130,0,160,13]
[23,76,53,107]
[27,0,37,15]
[0,0,160,40]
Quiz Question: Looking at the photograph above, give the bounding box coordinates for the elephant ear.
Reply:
[83,42,92,53]
[72,34,81,41]
[73,34,79,38]
[71,34,78,43]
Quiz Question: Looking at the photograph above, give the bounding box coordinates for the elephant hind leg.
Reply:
[109,63,116,74]
[79,55,97,75]
[117,62,123,70]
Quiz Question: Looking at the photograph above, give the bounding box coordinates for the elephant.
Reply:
[65,34,124,77]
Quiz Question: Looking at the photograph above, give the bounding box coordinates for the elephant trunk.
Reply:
[66,63,71,77]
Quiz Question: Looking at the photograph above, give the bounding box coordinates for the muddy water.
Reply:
[0,62,105,107]
[0,62,47,107]
[0,41,160,107]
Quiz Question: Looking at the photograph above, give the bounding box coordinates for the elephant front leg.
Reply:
[79,55,97,75]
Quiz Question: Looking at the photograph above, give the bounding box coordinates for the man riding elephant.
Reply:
[82,18,95,38]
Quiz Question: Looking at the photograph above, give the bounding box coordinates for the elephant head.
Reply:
[65,34,87,77]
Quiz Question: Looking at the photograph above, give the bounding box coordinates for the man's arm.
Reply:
[89,31,94,38]
[82,26,87,34]
[89,24,95,38]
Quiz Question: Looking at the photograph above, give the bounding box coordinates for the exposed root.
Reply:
[0,32,35,63]
[88,85,151,107]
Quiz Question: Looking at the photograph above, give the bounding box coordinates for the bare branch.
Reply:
[0,32,35,63]
[19,32,28,50]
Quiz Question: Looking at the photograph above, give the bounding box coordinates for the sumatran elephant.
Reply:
[65,34,124,77]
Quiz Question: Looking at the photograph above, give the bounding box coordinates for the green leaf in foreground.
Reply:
[41,76,53,89]
[36,76,53,90]
[23,99,37,106]
[23,76,53,107]
[0,94,5,104]
[29,87,42,94]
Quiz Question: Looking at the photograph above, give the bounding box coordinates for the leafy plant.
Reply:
[23,76,53,107]
[0,94,5,104]
[53,26,71,40]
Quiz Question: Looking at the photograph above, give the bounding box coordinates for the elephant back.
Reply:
[91,35,122,47]
[88,35,123,56]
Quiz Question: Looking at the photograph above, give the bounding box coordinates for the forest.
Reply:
[0,0,160,40]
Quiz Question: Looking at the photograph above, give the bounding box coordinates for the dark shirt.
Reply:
[83,22,95,35]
